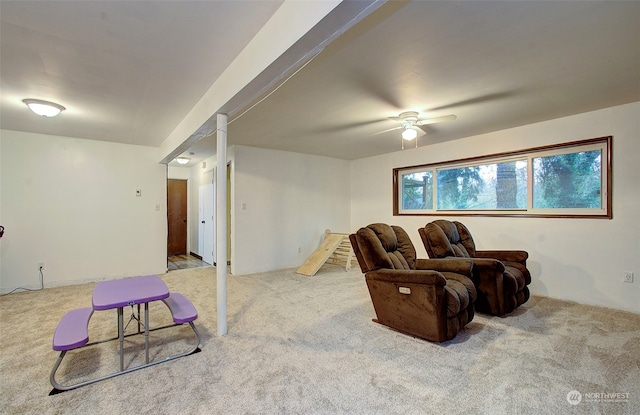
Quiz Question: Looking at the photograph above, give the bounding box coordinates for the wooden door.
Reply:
[167,179,188,256]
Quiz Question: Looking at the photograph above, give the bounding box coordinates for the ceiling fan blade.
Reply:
[417,124,436,134]
[350,74,403,110]
[429,91,515,111]
[416,114,457,126]
[373,126,402,136]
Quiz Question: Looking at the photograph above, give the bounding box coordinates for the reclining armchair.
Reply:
[418,220,531,316]
[350,223,476,342]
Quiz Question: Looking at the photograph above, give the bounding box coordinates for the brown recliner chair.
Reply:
[350,223,477,342]
[418,220,531,316]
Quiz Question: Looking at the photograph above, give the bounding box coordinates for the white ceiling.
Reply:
[2,1,639,165]
[0,0,284,146]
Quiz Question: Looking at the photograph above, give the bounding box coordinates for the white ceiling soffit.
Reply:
[163,0,385,165]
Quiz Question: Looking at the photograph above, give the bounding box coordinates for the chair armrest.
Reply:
[467,257,506,274]
[475,250,528,264]
[365,269,446,286]
[415,258,473,278]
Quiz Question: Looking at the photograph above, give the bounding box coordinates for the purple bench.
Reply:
[162,293,198,324]
[52,308,94,351]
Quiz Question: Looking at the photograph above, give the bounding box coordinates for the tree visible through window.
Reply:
[401,172,432,210]
[436,161,527,210]
[533,150,602,209]
[394,136,611,218]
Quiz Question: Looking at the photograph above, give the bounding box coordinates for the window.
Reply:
[401,171,433,210]
[393,136,611,218]
[436,159,528,210]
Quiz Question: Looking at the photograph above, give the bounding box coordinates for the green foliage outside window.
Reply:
[437,167,482,209]
[533,150,602,209]
[394,136,610,218]
[402,172,432,209]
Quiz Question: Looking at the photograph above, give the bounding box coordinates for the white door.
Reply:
[199,181,215,265]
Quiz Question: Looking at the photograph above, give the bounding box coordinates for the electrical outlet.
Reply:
[623,271,634,283]
[38,262,45,271]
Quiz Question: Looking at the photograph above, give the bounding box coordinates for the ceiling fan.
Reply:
[376,111,457,148]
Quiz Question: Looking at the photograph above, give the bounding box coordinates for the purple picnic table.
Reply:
[50,274,200,393]
[92,275,169,370]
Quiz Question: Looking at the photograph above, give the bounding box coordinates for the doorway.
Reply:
[167,178,210,270]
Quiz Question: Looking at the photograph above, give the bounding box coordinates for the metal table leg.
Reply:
[145,302,149,363]
[118,307,124,371]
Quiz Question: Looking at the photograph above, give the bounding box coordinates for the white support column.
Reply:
[216,113,228,336]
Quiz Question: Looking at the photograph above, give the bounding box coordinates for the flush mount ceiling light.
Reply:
[176,157,190,165]
[22,99,66,117]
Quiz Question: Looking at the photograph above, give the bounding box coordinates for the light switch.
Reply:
[136,189,142,197]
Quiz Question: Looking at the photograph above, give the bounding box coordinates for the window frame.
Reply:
[393,136,612,219]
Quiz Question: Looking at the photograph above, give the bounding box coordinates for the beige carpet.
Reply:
[1,266,639,415]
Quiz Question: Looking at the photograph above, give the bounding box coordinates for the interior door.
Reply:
[199,182,215,265]
[167,179,188,256]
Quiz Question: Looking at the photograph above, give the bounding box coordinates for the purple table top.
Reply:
[92,275,169,310]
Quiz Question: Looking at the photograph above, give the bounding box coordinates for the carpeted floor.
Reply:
[0,265,639,415]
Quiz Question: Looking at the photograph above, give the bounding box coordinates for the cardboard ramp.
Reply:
[296,230,355,276]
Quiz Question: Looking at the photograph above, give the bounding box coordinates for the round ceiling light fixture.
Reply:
[401,126,418,140]
[22,99,66,117]
[176,157,190,165]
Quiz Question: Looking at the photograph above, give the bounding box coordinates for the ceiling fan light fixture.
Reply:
[176,157,190,165]
[22,98,65,117]
[402,126,418,140]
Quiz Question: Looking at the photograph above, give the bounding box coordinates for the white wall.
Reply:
[168,166,191,180]
[0,130,168,291]
[351,102,640,313]
[231,145,350,275]
[5,102,636,313]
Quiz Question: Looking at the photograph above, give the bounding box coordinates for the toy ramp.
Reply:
[296,231,355,276]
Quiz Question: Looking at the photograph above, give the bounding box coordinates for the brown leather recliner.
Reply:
[418,220,531,316]
[350,223,477,342]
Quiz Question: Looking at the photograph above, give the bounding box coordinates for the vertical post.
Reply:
[216,113,228,336]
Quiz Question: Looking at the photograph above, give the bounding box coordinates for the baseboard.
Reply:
[189,252,203,260]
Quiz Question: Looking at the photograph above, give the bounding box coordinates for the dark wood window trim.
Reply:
[393,136,612,219]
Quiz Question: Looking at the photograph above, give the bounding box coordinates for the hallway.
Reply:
[167,254,210,271]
